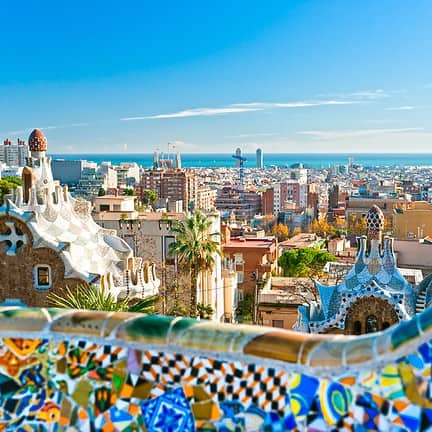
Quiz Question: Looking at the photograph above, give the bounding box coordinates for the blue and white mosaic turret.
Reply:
[297,205,417,334]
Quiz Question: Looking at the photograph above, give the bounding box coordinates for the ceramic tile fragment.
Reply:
[0,307,430,430]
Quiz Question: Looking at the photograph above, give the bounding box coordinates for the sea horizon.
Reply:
[49,152,432,169]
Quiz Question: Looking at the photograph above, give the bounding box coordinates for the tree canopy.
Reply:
[142,189,158,204]
[168,211,221,317]
[0,176,22,204]
[270,223,290,241]
[123,188,136,196]
[278,247,337,278]
[310,219,335,238]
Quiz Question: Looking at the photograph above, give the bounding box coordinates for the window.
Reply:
[164,236,175,264]
[237,289,244,302]
[34,265,52,289]
[99,204,110,212]
[237,271,244,283]
[234,253,243,264]
[272,320,284,328]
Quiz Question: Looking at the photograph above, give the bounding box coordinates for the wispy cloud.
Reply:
[224,132,280,139]
[231,100,358,109]
[346,89,388,99]
[386,106,415,111]
[298,127,424,140]
[121,99,360,121]
[122,106,262,120]
[317,89,388,100]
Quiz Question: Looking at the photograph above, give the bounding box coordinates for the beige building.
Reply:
[93,198,238,322]
[393,201,432,240]
[327,237,353,257]
[93,195,137,222]
[345,197,407,231]
[278,233,321,253]
[257,277,316,330]
[196,186,217,212]
[394,239,432,274]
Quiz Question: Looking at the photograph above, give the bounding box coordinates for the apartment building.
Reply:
[0,138,29,167]
[141,169,198,212]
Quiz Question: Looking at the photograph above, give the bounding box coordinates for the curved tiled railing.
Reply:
[0,307,431,430]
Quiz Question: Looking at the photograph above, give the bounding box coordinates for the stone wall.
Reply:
[0,306,431,430]
[0,216,83,306]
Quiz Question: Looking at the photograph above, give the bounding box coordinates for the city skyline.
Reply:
[2,0,432,153]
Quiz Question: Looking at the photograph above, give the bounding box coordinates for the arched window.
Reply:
[366,315,378,334]
[353,321,362,335]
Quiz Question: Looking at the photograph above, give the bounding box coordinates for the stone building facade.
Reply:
[0,129,159,307]
[0,214,83,306]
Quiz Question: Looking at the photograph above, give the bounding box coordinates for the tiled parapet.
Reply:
[0,307,432,430]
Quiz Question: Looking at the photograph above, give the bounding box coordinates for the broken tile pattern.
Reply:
[0,307,430,430]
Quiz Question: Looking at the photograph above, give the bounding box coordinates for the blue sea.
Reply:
[49,153,432,169]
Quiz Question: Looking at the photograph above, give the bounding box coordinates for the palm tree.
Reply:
[48,283,159,314]
[168,211,221,317]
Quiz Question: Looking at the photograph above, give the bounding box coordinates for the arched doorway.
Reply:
[344,297,399,335]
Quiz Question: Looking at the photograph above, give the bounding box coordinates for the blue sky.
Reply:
[1,0,432,153]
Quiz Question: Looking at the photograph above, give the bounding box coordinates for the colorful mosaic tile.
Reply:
[0,307,430,430]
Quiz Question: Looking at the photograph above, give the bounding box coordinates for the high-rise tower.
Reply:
[235,148,242,168]
[256,148,263,169]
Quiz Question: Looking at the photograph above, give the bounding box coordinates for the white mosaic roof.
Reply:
[0,144,159,299]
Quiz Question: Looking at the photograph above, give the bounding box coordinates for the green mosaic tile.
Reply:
[391,318,420,350]
[418,307,432,333]
[115,314,177,343]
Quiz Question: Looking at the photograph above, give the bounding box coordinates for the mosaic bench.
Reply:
[0,307,431,431]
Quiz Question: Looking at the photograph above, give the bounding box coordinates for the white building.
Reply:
[0,138,29,167]
[115,162,140,188]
